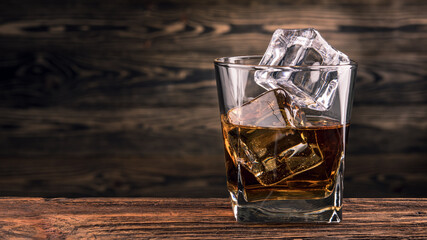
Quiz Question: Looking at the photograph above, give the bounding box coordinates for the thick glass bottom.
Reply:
[230,171,343,223]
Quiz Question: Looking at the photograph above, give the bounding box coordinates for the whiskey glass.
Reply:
[214,56,357,223]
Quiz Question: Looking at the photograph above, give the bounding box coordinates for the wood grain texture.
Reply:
[0,198,425,239]
[0,0,426,197]
[0,154,425,198]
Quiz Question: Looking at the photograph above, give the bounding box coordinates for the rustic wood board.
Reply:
[0,198,425,239]
[0,0,426,197]
[0,154,426,198]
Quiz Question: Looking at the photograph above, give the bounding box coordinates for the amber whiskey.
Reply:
[221,90,348,202]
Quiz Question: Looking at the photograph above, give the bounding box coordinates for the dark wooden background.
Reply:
[0,0,426,198]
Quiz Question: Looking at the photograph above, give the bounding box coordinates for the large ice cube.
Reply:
[225,89,323,186]
[255,28,350,111]
[227,89,306,128]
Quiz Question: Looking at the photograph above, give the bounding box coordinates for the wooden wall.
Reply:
[0,0,426,197]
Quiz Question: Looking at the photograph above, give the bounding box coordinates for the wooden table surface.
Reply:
[0,198,425,239]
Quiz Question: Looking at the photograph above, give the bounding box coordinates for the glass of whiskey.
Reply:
[214,56,357,223]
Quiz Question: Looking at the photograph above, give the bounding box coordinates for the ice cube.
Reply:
[227,89,306,128]
[225,89,324,186]
[255,28,350,111]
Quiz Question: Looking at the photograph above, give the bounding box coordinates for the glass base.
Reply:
[230,172,343,223]
[231,194,341,223]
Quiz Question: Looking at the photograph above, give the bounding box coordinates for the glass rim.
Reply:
[214,55,357,70]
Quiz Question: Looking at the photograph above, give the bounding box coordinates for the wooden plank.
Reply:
[0,53,424,108]
[0,154,425,198]
[0,198,425,239]
[0,106,425,156]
